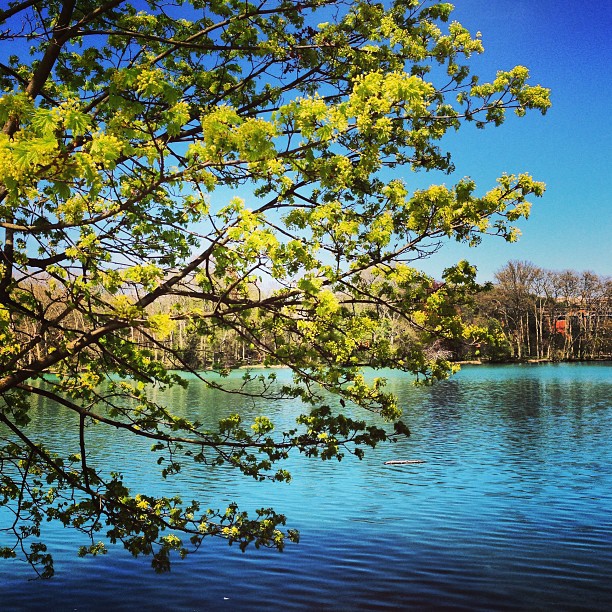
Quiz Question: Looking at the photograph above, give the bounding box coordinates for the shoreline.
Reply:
[173,358,612,374]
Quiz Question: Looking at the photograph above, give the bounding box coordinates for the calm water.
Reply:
[2,363,611,610]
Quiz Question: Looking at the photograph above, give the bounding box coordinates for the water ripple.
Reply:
[1,363,611,610]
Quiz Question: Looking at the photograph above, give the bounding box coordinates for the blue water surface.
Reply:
[1,363,611,610]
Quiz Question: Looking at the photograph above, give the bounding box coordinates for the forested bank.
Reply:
[12,261,611,373]
[459,262,611,362]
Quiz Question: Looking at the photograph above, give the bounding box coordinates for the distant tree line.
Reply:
[12,277,437,373]
[138,261,612,365]
[13,261,611,374]
[459,261,612,362]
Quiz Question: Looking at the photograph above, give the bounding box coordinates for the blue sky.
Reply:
[413,0,612,281]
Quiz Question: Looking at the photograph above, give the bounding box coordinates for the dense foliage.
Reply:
[0,0,549,576]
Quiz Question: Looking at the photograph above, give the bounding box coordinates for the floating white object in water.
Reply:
[384,459,426,465]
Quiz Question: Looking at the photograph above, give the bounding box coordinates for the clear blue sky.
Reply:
[414,0,612,281]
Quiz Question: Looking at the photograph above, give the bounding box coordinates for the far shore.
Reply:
[185,358,612,373]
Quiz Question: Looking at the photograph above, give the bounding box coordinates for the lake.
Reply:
[1,363,611,610]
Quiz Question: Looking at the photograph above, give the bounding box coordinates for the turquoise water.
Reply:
[1,363,611,610]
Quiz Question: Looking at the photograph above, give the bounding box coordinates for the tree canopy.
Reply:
[0,0,549,576]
